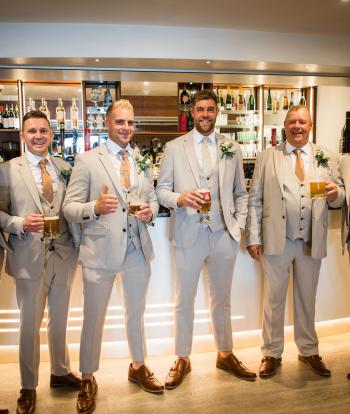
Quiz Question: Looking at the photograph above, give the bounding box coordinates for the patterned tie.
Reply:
[201,136,213,176]
[293,148,305,182]
[119,150,131,190]
[39,159,53,203]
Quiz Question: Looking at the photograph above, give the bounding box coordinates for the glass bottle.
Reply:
[70,97,79,130]
[248,89,255,111]
[282,90,289,110]
[266,88,272,111]
[238,88,244,111]
[225,87,232,111]
[56,98,66,129]
[2,104,9,129]
[104,85,113,108]
[180,85,190,106]
[299,90,306,106]
[341,111,350,154]
[14,104,20,129]
[289,92,295,109]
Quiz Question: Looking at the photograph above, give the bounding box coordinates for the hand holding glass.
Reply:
[43,216,60,239]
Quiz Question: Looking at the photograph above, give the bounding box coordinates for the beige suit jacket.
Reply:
[339,154,350,253]
[63,143,158,273]
[0,155,76,279]
[246,143,345,259]
[156,131,248,248]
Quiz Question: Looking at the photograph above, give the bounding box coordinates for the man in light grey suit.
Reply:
[63,99,163,414]
[157,90,256,389]
[0,111,80,414]
[246,105,344,378]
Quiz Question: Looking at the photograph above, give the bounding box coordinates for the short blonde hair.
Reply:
[285,104,312,123]
[106,99,134,117]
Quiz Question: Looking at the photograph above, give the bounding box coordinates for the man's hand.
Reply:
[325,180,339,202]
[247,244,262,261]
[94,184,118,216]
[177,191,204,210]
[136,203,153,222]
[22,213,44,233]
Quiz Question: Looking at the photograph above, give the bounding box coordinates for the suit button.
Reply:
[301,217,304,220]
[129,224,132,227]
[301,206,305,210]
[281,197,284,201]
[301,195,305,198]
[123,228,126,232]
[282,215,285,219]
[48,246,55,252]
[300,228,303,231]
[122,208,126,212]
[51,206,54,209]
[301,184,304,187]
[207,177,210,180]
[40,237,44,242]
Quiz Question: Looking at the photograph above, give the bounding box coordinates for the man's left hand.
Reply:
[136,203,153,223]
[325,181,339,202]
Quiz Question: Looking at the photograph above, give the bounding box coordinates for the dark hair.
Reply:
[193,90,218,106]
[22,110,50,130]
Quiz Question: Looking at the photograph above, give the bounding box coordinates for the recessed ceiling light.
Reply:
[340,0,349,3]
[144,81,149,86]
[305,65,311,69]
[95,58,100,62]
[99,80,104,83]
[206,60,211,64]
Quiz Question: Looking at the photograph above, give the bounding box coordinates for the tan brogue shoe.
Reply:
[298,355,331,377]
[77,377,98,414]
[50,372,82,389]
[259,356,282,378]
[16,389,36,414]
[165,358,191,390]
[216,353,256,381]
[128,364,164,394]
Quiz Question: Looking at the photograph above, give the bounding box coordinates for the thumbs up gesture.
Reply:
[94,184,118,216]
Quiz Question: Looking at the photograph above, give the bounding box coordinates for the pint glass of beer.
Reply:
[127,193,145,216]
[198,188,212,213]
[43,216,60,239]
[309,179,326,199]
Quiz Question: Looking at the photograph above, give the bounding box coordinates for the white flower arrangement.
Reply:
[220,141,236,159]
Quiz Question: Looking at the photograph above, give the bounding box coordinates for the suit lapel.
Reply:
[183,131,200,188]
[131,150,144,194]
[17,157,43,213]
[273,144,285,195]
[217,135,226,187]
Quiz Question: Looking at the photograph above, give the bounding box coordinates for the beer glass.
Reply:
[43,216,60,239]
[198,188,211,224]
[127,192,145,216]
[309,179,326,199]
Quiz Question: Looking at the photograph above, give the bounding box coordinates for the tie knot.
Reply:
[119,150,128,160]
[293,148,302,157]
[39,159,48,168]
[202,136,210,145]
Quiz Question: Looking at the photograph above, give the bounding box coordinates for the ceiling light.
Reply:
[95,58,100,62]
[305,65,311,69]
[143,81,149,86]
[340,0,349,3]
[99,80,104,83]
[206,60,211,64]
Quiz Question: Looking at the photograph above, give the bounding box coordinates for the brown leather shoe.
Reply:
[16,389,36,414]
[298,355,331,377]
[259,356,282,378]
[165,358,191,389]
[77,377,98,414]
[50,372,82,389]
[128,364,164,394]
[216,353,257,381]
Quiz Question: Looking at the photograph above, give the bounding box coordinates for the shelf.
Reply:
[221,110,260,115]
[133,131,183,136]
[243,158,256,162]
[216,124,259,129]
[0,129,20,132]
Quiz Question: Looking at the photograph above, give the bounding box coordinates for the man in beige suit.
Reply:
[63,99,163,414]
[156,90,256,389]
[246,105,344,378]
[0,111,80,414]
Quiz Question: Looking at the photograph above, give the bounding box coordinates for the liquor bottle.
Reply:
[28,98,36,111]
[341,111,350,154]
[187,110,194,131]
[179,111,187,132]
[180,85,190,106]
[238,88,244,111]
[8,104,15,129]
[248,89,255,111]
[70,98,79,130]
[72,128,78,155]
[56,98,66,129]
[289,92,295,109]
[44,100,50,122]
[271,128,277,146]
[0,106,3,129]
[219,91,225,111]
[104,85,113,108]
[225,87,232,111]
[272,93,279,112]
[2,105,9,129]
[59,123,65,157]
[266,88,272,111]
[299,90,306,106]
[282,90,289,110]
[39,97,46,113]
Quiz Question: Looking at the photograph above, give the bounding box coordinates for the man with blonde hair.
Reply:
[64,99,162,414]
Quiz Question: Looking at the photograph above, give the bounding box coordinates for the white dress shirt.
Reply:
[193,128,217,168]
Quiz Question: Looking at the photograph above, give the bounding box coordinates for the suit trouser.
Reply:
[261,239,321,358]
[15,251,76,389]
[174,226,239,357]
[79,243,151,374]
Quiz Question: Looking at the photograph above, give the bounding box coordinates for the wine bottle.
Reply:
[104,85,113,108]
[272,93,279,112]
[180,85,190,106]
[266,88,272,111]
[28,98,36,111]
[44,100,50,121]
[187,110,194,131]
[248,89,255,111]
[282,90,289,110]
[14,105,20,129]
[56,98,66,129]
[341,111,350,154]
[7,105,15,129]
[2,105,9,129]
[0,106,3,129]
[70,97,79,129]
[225,87,232,111]
[39,97,46,113]
[219,91,225,111]
[299,90,306,106]
[289,92,295,109]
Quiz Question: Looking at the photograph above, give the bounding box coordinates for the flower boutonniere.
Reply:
[220,141,236,159]
[315,149,330,168]
[135,154,152,174]
[60,167,72,184]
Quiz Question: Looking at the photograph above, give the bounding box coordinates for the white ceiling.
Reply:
[1,0,350,37]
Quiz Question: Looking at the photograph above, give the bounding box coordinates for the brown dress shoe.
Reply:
[165,358,191,389]
[50,372,82,389]
[77,377,98,414]
[16,389,36,414]
[128,364,164,394]
[259,356,282,378]
[298,355,331,377]
[216,353,257,381]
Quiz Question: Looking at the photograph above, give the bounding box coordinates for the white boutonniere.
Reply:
[135,154,152,174]
[315,149,330,168]
[220,141,236,159]
[60,167,72,184]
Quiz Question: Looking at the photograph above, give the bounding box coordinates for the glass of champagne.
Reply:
[198,188,211,224]
[309,178,326,199]
[43,215,60,239]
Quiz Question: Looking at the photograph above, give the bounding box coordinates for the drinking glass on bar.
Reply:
[127,192,145,217]
[198,188,211,224]
[43,216,60,239]
[309,179,326,199]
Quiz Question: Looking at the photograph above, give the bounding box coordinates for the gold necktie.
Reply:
[119,150,131,189]
[39,159,53,203]
[201,136,213,176]
[293,148,305,182]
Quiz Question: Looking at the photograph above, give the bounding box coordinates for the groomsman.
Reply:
[63,99,163,414]
[246,105,344,378]
[0,111,80,414]
[157,90,256,389]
